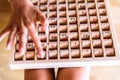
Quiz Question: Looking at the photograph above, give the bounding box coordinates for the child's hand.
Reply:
[0,0,49,58]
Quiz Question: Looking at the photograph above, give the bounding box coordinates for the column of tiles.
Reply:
[78,0,93,58]
[48,0,58,59]
[97,0,115,57]
[87,0,103,58]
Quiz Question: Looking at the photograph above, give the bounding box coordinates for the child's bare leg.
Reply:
[25,69,55,80]
[57,67,90,80]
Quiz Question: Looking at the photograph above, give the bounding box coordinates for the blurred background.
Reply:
[0,0,120,80]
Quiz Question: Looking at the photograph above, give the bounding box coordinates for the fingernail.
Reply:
[0,36,3,42]
[19,48,25,55]
[0,38,1,42]
[39,51,45,58]
[45,26,49,35]
[7,43,11,50]
[0,34,5,42]
[45,19,49,25]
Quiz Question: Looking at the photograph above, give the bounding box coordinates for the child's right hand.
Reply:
[0,0,49,58]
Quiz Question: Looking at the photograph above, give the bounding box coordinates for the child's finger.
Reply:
[27,22,44,58]
[36,9,49,34]
[6,27,17,50]
[19,26,28,55]
[0,26,10,42]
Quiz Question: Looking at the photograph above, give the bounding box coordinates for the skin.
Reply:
[0,0,91,80]
[24,69,55,80]
[57,68,90,80]
[0,0,49,58]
